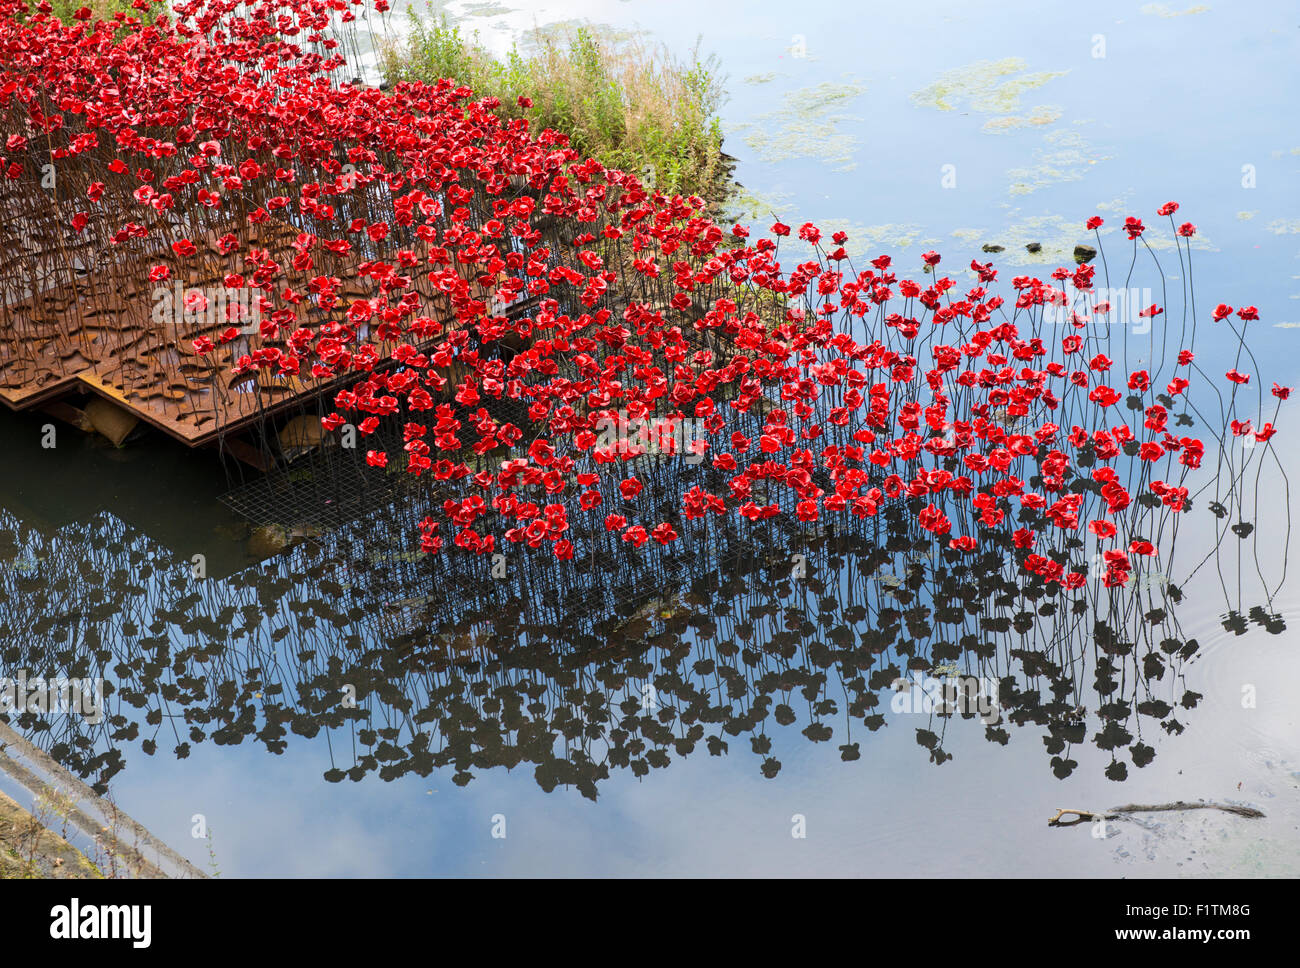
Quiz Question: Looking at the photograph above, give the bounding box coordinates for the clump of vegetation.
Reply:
[381,11,731,201]
[205,828,221,878]
[42,0,138,17]
[0,787,102,879]
[22,0,161,40]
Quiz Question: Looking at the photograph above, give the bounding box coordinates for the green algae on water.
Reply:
[458,1,514,17]
[911,57,1068,115]
[781,219,941,262]
[722,186,795,224]
[734,77,867,172]
[1141,3,1210,17]
[950,214,1094,267]
[982,104,1062,133]
[1007,128,1110,196]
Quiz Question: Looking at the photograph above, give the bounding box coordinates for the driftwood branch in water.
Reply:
[1048,801,1266,826]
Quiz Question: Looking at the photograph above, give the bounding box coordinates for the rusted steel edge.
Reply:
[0,722,205,879]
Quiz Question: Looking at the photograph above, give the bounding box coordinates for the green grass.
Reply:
[381,11,730,201]
[22,0,162,40]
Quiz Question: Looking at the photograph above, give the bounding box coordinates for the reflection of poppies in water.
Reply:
[0,0,1291,798]
[0,449,1288,798]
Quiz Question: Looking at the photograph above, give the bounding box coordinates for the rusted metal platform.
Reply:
[0,211,474,447]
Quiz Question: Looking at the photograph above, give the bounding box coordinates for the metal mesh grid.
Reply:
[217,390,534,529]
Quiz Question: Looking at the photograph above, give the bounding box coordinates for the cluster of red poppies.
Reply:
[2,0,1288,593]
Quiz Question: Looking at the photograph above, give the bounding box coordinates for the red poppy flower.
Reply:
[917,503,951,535]
[651,523,678,544]
[1089,520,1117,539]
[798,223,821,245]
[1089,386,1122,407]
